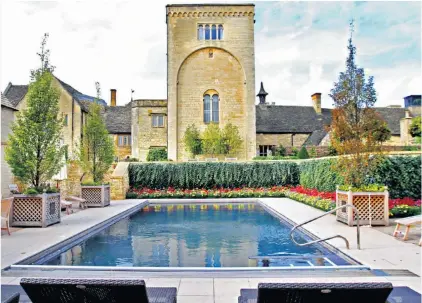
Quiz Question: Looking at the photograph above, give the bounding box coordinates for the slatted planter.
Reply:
[11,193,61,228]
[336,188,389,226]
[81,185,110,208]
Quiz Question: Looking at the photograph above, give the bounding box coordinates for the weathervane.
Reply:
[131,89,135,101]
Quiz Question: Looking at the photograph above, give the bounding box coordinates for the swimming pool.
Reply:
[35,203,356,268]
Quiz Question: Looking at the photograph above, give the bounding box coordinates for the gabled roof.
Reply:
[373,107,406,135]
[303,129,328,146]
[103,103,132,134]
[1,94,18,110]
[3,83,28,107]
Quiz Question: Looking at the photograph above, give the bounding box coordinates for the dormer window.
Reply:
[198,24,224,40]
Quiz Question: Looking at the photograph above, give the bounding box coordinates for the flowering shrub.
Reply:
[127,186,288,199]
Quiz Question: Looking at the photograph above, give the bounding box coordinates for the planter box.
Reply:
[81,185,110,207]
[336,188,389,226]
[11,193,61,228]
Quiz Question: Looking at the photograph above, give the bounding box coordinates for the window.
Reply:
[198,24,224,40]
[63,114,68,126]
[152,115,165,127]
[197,25,204,40]
[203,93,219,123]
[118,135,131,146]
[259,145,276,157]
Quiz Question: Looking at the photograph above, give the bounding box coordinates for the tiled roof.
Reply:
[1,94,18,110]
[103,103,132,134]
[256,104,407,145]
[3,83,28,107]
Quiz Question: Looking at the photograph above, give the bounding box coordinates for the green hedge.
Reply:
[300,156,421,199]
[129,162,300,189]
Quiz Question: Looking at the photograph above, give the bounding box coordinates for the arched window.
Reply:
[205,25,210,40]
[203,91,219,123]
[212,94,219,122]
[204,94,211,123]
[211,25,217,40]
[218,25,224,40]
[198,25,204,40]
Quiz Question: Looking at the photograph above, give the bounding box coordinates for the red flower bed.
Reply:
[288,185,336,201]
[389,197,421,210]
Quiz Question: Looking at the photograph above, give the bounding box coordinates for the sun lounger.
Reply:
[238,282,393,303]
[20,278,177,303]
[393,215,421,243]
[1,292,19,303]
[8,184,20,195]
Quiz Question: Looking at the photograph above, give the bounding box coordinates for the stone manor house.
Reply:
[2,3,421,169]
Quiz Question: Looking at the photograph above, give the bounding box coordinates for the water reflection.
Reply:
[44,204,325,267]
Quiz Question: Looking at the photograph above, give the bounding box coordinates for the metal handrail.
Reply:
[290,204,361,250]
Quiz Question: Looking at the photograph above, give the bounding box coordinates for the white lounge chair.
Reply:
[393,215,421,245]
[9,184,20,194]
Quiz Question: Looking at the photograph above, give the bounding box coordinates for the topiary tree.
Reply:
[297,146,310,159]
[183,124,202,157]
[5,33,66,188]
[78,82,115,184]
[202,123,224,157]
[147,148,167,161]
[222,123,243,156]
[328,20,387,187]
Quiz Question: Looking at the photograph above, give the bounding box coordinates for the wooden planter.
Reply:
[11,193,61,228]
[81,185,110,208]
[336,188,389,226]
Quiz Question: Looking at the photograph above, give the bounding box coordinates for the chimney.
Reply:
[257,82,268,104]
[405,109,411,118]
[110,89,117,107]
[311,93,321,114]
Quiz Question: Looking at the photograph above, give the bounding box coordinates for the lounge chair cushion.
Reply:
[257,282,393,303]
[21,278,150,303]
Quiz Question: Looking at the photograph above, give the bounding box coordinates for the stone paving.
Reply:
[1,198,421,302]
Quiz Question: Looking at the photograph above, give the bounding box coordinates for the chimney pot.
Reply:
[110,89,117,107]
[311,93,322,114]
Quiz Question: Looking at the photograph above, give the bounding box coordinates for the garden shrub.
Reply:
[129,161,300,189]
[300,156,421,199]
[252,156,298,161]
[297,147,309,159]
[146,148,168,161]
[390,205,421,218]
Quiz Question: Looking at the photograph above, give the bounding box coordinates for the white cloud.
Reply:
[1,0,420,109]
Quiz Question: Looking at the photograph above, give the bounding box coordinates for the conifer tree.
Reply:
[5,33,66,188]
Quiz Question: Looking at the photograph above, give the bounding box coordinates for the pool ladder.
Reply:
[290,204,361,250]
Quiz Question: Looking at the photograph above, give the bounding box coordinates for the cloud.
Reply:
[1,0,420,108]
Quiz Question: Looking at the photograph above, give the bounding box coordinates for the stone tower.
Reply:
[166,4,256,161]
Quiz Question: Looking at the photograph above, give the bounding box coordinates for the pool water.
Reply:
[41,203,352,267]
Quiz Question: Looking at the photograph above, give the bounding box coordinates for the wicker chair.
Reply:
[20,278,177,303]
[239,282,393,303]
[1,292,20,303]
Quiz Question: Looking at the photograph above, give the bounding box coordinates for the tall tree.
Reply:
[328,21,388,187]
[222,123,243,156]
[5,33,65,188]
[78,82,115,183]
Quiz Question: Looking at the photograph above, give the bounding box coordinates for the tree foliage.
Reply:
[5,33,65,187]
[147,148,168,161]
[202,123,224,156]
[183,124,202,157]
[409,116,421,138]
[328,21,388,187]
[297,146,310,159]
[78,83,115,183]
[222,123,243,156]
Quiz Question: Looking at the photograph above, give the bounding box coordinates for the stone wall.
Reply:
[1,106,16,198]
[132,100,168,161]
[110,162,130,200]
[112,134,132,160]
[167,4,256,161]
[256,133,310,151]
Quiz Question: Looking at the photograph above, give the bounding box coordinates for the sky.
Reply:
[0,0,421,109]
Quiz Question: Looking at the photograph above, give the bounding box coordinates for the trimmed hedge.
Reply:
[129,162,300,189]
[300,156,421,199]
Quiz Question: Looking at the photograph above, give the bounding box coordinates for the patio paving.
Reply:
[1,197,421,302]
